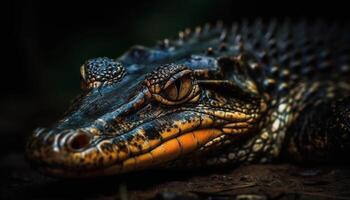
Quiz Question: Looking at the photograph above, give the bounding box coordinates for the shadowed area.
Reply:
[5,0,350,199]
[2,153,350,200]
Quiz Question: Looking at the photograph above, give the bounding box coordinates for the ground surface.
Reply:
[1,153,350,200]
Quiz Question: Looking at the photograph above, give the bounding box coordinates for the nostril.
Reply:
[68,131,91,151]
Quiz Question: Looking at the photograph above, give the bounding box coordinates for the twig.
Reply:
[192,182,257,194]
[215,182,257,193]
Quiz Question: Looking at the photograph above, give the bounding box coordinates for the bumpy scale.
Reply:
[26,20,350,177]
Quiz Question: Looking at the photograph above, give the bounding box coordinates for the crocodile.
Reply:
[26,20,350,177]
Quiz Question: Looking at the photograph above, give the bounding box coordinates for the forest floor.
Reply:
[1,153,350,200]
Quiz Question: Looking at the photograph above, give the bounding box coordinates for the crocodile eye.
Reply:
[163,74,193,101]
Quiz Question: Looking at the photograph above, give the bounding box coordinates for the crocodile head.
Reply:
[26,31,267,177]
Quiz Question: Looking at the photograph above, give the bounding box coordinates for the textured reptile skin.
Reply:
[26,20,350,177]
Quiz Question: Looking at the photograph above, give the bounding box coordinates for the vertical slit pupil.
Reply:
[175,79,182,100]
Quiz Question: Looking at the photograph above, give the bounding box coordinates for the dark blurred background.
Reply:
[5,0,350,162]
[3,1,350,199]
